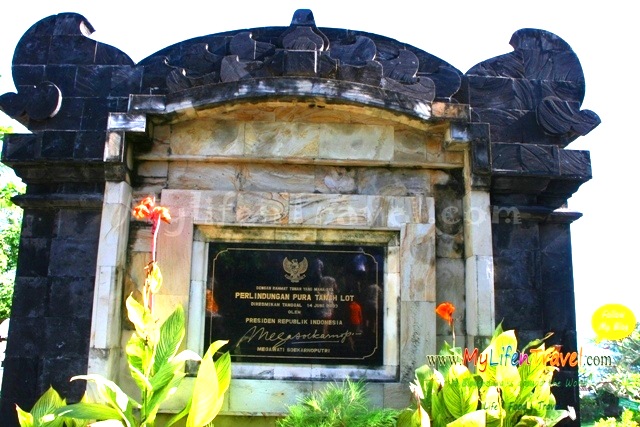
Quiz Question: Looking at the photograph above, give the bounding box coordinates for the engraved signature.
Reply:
[236,326,355,349]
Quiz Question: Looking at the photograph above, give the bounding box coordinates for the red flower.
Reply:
[152,206,171,224]
[435,302,455,325]
[132,197,171,224]
[132,204,150,220]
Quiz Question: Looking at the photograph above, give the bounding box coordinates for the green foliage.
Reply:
[581,392,608,424]
[399,326,574,427]
[39,292,231,427]
[15,387,88,427]
[1,125,24,320]
[276,379,399,427]
[16,199,232,427]
[594,409,639,427]
[597,323,640,401]
[16,301,231,427]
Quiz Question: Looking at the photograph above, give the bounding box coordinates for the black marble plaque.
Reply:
[205,242,385,365]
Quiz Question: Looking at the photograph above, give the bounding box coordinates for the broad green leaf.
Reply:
[149,349,200,394]
[397,407,430,427]
[145,373,186,425]
[31,387,65,426]
[71,375,138,427]
[87,422,127,427]
[478,330,520,404]
[214,351,232,397]
[416,363,437,412]
[396,408,418,427]
[126,333,152,377]
[513,415,545,426]
[165,400,191,427]
[186,341,230,427]
[128,364,152,393]
[446,409,486,427]
[544,408,572,426]
[442,364,479,419]
[491,322,504,341]
[15,405,34,427]
[416,364,433,390]
[432,388,453,427]
[485,408,505,427]
[126,294,147,333]
[153,305,186,375]
[54,402,123,421]
[125,295,156,344]
[416,405,431,427]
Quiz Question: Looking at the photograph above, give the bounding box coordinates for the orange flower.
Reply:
[132,197,171,224]
[153,206,171,224]
[132,204,150,220]
[435,302,455,325]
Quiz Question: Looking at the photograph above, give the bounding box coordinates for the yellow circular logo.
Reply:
[592,304,636,342]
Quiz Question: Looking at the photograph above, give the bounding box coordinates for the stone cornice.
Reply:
[0,9,600,209]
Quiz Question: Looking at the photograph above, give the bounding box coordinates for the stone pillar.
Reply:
[0,135,104,422]
[0,13,134,425]
[493,209,583,417]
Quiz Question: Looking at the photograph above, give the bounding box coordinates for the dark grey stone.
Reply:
[48,278,94,319]
[41,131,75,158]
[16,237,51,277]
[48,238,98,278]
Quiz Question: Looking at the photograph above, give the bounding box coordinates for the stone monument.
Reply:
[0,9,598,426]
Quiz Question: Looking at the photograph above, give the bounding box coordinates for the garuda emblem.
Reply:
[283,257,308,283]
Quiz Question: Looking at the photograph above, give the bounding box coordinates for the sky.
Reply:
[1,0,638,346]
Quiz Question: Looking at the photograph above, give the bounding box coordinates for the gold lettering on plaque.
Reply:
[283,257,308,283]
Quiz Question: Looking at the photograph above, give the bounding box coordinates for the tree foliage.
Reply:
[597,323,640,401]
[1,125,25,320]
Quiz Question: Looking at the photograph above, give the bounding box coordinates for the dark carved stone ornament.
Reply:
[465,28,600,146]
[148,9,447,104]
[0,9,600,207]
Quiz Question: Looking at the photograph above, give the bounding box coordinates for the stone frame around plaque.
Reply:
[148,188,436,414]
[194,227,397,380]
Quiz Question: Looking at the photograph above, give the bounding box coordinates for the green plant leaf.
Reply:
[15,405,34,427]
[478,330,520,404]
[513,415,545,426]
[125,295,156,344]
[87,422,127,427]
[144,351,200,423]
[145,373,186,425]
[53,402,123,421]
[543,408,572,426]
[442,364,479,419]
[165,401,191,427]
[397,407,430,427]
[215,351,232,396]
[126,333,152,383]
[125,294,147,333]
[151,349,200,391]
[186,341,230,427]
[153,305,186,375]
[432,387,453,427]
[71,375,138,427]
[25,387,66,427]
[481,386,502,420]
[446,409,486,427]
